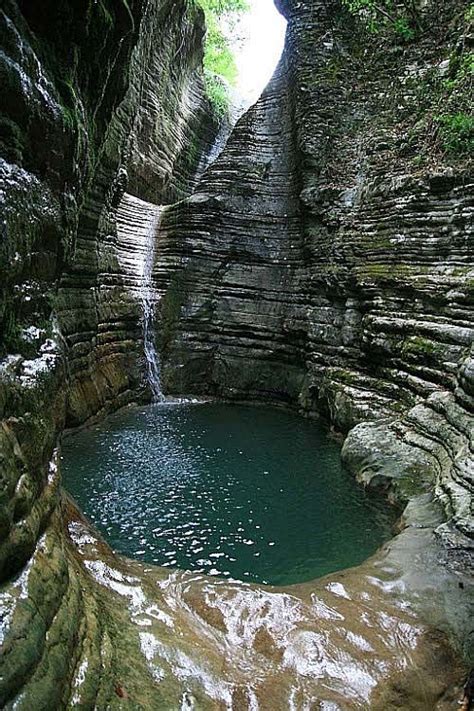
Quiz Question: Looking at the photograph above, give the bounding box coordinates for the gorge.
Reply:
[0,0,473,708]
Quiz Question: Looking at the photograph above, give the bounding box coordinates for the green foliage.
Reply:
[465,3,474,23]
[393,16,415,41]
[204,71,229,118]
[197,0,248,115]
[1,309,20,356]
[0,310,53,358]
[342,0,416,41]
[435,112,474,155]
[391,3,473,161]
[204,27,237,84]
[429,41,473,156]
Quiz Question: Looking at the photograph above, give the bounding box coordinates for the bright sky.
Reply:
[232,0,287,105]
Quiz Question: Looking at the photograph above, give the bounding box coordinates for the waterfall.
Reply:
[140,205,164,401]
[116,194,166,401]
[116,114,240,405]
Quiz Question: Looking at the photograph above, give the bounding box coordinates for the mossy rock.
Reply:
[0,117,25,164]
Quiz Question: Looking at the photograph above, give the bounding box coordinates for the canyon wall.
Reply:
[0,0,472,707]
[158,0,473,550]
[0,0,219,705]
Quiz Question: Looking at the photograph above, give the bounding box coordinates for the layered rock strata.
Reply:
[158,0,473,563]
[0,0,473,706]
[0,0,219,704]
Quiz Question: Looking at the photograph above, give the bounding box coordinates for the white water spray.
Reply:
[116,194,166,401]
[140,206,164,401]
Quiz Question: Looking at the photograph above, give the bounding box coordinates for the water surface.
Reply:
[62,403,396,585]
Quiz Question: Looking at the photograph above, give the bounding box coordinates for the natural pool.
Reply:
[62,403,397,585]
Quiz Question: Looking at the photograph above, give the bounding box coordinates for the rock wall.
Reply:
[0,0,472,706]
[1,0,218,423]
[56,1,218,426]
[0,0,219,705]
[158,0,473,549]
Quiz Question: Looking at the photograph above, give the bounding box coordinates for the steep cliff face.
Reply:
[0,1,218,705]
[158,0,473,550]
[54,0,218,426]
[1,0,218,424]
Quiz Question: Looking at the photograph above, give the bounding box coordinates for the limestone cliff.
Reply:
[158,0,473,551]
[0,0,219,705]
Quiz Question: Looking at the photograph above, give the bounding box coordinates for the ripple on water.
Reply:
[62,403,397,585]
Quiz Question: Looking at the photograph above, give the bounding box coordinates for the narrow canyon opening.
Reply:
[67,22,398,589]
[232,0,287,106]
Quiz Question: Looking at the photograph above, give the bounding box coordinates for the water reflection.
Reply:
[62,404,396,584]
[65,503,466,710]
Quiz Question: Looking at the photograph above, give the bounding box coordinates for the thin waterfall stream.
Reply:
[135,119,237,402]
[140,205,164,401]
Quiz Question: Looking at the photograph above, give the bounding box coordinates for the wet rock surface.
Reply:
[1,0,218,705]
[158,0,473,569]
[60,496,469,709]
[0,0,472,707]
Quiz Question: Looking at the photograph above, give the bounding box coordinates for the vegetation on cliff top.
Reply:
[342,0,419,40]
[416,5,473,158]
[197,0,249,116]
[343,0,474,159]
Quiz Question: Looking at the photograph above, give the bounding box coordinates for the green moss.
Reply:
[324,55,346,85]
[402,336,437,356]
[412,153,427,167]
[435,112,474,156]
[357,263,412,279]
[330,369,361,386]
[58,80,78,130]
[395,469,429,500]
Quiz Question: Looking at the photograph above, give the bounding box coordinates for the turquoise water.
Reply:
[61,403,396,585]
